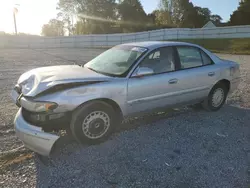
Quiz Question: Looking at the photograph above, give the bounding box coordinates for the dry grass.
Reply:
[92,38,250,55]
[0,149,33,173]
[174,38,250,55]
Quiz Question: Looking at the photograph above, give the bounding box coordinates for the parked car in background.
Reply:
[11,41,240,156]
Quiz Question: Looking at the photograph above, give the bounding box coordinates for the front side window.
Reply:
[139,47,176,74]
[177,46,203,69]
[84,45,147,76]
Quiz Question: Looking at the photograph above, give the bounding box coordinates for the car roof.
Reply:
[120,41,200,50]
[119,41,222,64]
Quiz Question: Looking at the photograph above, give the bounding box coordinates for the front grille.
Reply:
[21,108,45,126]
[21,108,71,132]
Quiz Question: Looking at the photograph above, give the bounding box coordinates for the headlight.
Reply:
[20,98,58,112]
[20,75,36,95]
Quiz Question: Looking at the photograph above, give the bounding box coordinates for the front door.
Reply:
[127,47,181,114]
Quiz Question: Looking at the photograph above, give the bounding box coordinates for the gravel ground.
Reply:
[0,48,249,188]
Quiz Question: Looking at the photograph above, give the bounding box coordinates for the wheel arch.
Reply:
[75,98,124,122]
[215,79,230,92]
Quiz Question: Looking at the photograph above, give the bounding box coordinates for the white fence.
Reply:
[0,25,250,48]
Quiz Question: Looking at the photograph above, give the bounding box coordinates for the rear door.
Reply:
[172,45,220,104]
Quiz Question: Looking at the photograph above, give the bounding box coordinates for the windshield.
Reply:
[84,45,148,76]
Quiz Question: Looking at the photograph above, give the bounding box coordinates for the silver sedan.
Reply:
[11,41,240,156]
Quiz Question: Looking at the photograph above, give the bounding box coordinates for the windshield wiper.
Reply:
[85,66,116,77]
[86,66,99,73]
[86,66,106,75]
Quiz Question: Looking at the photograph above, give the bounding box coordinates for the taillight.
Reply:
[230,66,236,76]
[230,64,239,76]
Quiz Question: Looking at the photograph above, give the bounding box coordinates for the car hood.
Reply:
[18,65,112,97]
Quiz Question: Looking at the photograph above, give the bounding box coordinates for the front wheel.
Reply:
[202,83,228,111]
[70,101,117,144]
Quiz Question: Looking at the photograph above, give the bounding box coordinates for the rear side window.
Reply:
[176,46,203,69]
[201,50,213,65]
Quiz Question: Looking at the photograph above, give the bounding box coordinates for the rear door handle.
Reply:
[208,72,215,76]
[168,79,178,84]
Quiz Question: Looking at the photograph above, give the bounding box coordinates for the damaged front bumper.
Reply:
[14,109,60,156]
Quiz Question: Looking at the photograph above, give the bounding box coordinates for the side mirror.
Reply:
[133,67,154,77]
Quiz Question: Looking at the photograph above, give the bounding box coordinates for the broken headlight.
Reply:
[20,98,58,112]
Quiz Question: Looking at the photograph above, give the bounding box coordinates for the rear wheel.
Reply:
[70,101,117,144]
[202,83,228,111]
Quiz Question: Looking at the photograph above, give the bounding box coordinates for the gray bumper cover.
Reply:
[14,109,60,156]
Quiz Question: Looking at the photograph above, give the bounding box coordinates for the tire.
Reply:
[70,101,117,144]
[202,83,228,111]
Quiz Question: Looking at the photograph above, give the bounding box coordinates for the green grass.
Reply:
[173,38,250,55]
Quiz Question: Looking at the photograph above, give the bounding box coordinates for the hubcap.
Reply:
[212,88,224,107]
[82,111,110,139]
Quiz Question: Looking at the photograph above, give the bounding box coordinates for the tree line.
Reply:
[41,0,250,37]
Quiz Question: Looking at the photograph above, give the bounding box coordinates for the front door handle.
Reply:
[208,72,215,77]
[168,79,178,84]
